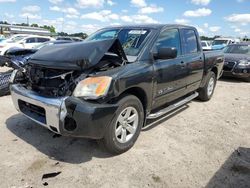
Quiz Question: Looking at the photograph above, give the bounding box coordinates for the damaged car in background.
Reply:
[0,40,73,96]
[9,25,224,154]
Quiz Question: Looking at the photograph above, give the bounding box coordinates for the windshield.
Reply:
[224,45,250,55]
[212,40,228,46]
[10,36,26,43]
[86,28,151,56]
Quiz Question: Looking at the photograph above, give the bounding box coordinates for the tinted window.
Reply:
[155,29,181,56]
[181,29,198,54]
[26,38,36,43]
[224,45,250,55]
[201,42,206,47]
[37,38,50,42]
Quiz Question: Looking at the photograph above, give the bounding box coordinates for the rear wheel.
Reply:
[198,71,216,101]
[99,95,144,154]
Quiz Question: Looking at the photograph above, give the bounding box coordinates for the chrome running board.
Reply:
[147,92,198,119]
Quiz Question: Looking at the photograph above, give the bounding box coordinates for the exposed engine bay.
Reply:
[14,39,128,97]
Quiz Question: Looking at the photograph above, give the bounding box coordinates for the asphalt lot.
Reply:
[0,77,249,188]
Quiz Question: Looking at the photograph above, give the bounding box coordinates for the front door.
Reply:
[152,28,189,109]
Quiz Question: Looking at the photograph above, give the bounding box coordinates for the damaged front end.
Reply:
[12,39,127,97]
[10,39,127,138]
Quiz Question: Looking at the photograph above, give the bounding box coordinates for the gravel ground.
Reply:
[0,78,249,188]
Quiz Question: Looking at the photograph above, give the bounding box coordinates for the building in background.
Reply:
[0,24,51,36]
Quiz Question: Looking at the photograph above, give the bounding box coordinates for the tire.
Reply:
[99,95,144,154]
[0,70,12,97]
[198,71,216,101]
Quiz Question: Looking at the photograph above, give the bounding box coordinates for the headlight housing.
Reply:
[73,76,112,99]
[238,60,250,66]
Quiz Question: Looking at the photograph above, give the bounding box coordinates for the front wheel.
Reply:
[99,95,144,154]
[198,71,216,101]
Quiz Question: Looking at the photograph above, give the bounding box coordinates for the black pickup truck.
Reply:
[9,24,224,154]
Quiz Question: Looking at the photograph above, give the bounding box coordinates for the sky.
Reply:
[0,0,250,37]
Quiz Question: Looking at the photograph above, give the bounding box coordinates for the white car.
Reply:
[0,35,54,55]
[201,40,212,51]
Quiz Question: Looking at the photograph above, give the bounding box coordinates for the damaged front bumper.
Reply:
[10,84,118,139]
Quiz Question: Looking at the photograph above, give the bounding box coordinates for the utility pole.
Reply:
[27,16,29,26]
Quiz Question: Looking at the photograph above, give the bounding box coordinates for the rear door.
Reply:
[24,37,37,48]
[180,29,204,92]
[152,28,189,108]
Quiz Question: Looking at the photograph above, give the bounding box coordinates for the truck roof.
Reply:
[101,24,197,31]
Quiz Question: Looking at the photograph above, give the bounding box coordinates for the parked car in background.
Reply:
[212,37,240,50]
[0,35,54,55]
[9,24,224,154]
[223,42,250,82]
[0,35,5,42]
[201,40,212,51]
[56,36,83,42]
[0,40,73,96]
[0,34,29,44]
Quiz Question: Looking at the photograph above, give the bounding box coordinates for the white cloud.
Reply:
[77,0,105,8]
[107,0,115,6]
[81,24,101,34]
[0,0,15,2]
[138,5,164,14]
[130,0,147,7]
[196,26,205,34]
[4,12,14,18]
[191,0,211,5]
[22,5,41,12]
[184,8,212,17]
[20,13,41,19]
[49,6,60,11]
[204,23,209,28]
[225,14,250,25]
[81,10,119,22]
[48,0,63,4]
[209,26,221,32]
[175,19,190,25]
[121,14,158,24]
[122,9,128,13]
[50,6,80,18]
[234,28,241,32]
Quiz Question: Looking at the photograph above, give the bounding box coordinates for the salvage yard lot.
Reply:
[0,78,250,188]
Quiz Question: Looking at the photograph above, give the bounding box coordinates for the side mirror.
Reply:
[153,47,177,60]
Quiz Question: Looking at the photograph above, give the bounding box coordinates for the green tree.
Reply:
[31,23,38,27]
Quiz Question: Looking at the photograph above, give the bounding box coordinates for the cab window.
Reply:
[155,29,181,56]
[180,29,199,54]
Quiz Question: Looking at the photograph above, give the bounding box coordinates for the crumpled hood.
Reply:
[224,53,250,62]
[29,39,127,70]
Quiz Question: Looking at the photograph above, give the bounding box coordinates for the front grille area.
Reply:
[223,62,236,71]
[0,71,11,90]
[26,65,78,97]
[18,100,46,124]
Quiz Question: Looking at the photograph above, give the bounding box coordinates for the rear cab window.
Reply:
[180,29,199,54]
